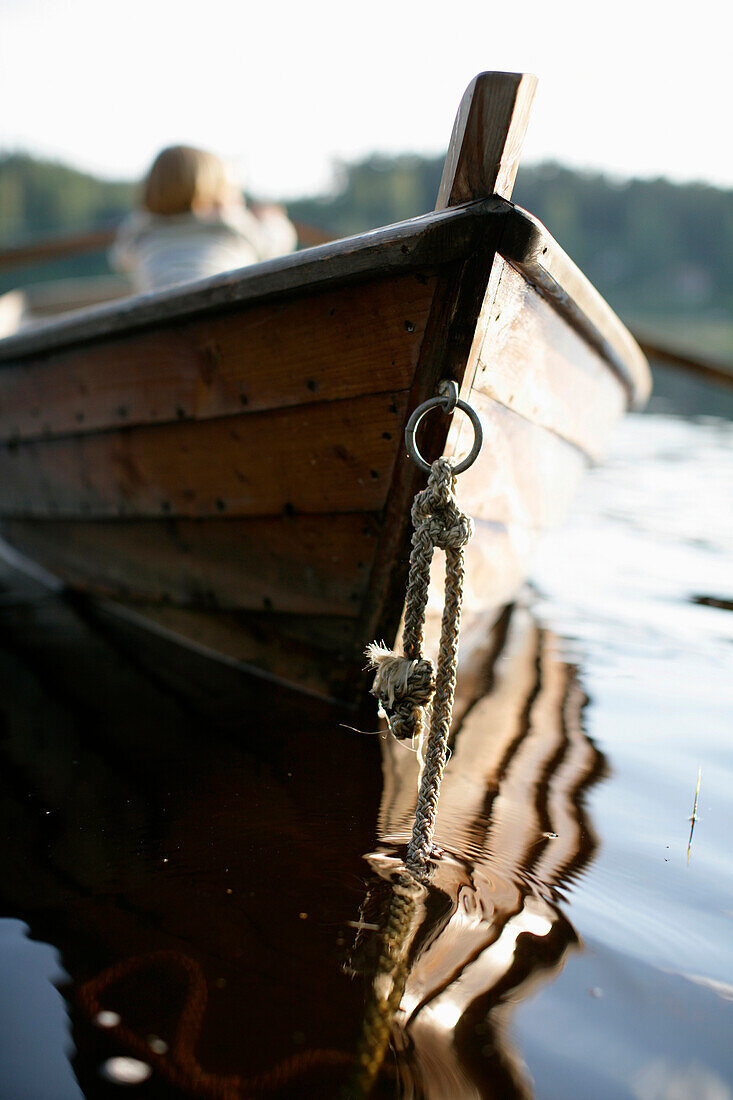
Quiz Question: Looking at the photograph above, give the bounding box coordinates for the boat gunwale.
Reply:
[501,205,650,409]
[0,200,506,358]
[0,198,649,410]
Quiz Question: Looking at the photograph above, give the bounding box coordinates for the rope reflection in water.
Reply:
[349,605,607,1098]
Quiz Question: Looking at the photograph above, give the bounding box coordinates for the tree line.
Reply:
[1,149,731,328]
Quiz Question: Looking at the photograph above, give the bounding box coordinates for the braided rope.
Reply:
[73,456,473,1100]
[366,455,473,875]
[346,873,424,1097]
[353,461,472,1094]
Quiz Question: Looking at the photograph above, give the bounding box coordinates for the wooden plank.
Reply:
[352,82,540,660]
[354,226,508,662]
[460,519,533,616]
[448,390,589,532]
[466,256,627,459]
[0,274,435,443]
[379,523,534,701]
[1,513,381,616]
[67,588,364,722]
[0,391,408,519]
[0,199,509,361]
[633,332,733,389]
[502,206,651,409]
[0,201,648,423]
[436,72,537,208]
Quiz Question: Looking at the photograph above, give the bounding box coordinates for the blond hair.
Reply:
[141,145,237,216]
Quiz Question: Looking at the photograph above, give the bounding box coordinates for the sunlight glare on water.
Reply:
[512,413,733,1099]
[0,410,730,1099]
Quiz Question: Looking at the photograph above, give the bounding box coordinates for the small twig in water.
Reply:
[687,765,702,865]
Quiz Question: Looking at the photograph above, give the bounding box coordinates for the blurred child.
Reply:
[111,145,297,293]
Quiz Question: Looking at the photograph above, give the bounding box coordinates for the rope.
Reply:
[345,873,424,1099]
[78,950,353,1098]
[366,454,473,878]
[76,426,477,1100]
[352,452,474,1096]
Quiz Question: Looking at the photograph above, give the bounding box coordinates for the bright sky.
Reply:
[1,0,730,199]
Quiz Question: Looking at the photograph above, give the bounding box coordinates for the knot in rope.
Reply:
[365,644,434,741]
[410,456,474,551]
[366,454,475,752]
[354,396,481,1094]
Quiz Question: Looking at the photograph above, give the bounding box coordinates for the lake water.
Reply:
[0,408,731,1098]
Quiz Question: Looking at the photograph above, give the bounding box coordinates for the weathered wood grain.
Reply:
[448,390,588,532]
[351,72,541,657]
[0,391,408,519]
[0,199,509,361]
[0,73,651,706]
[0,274,435,443]
[1,513,381,616]
[436,72,538,208]
[502,206,651,408]
[355,223,507,662]
[466,256,627,459]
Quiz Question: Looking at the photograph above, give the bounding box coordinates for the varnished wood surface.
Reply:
[502,205,651,408]
[436,72,538,208]
[451,390,588,531]
[354,228,507,665]
[0,391,408,519]
[0,199,508,361]
[0,275,434,444]
[465,256,627,459]
[0,72,650,703]
[1,512,381,616]
[0,200,649,414]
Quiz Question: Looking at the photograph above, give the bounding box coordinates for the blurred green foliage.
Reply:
[289,156,732,327]
[0,153,133,291]
[1,149,731,341]
[0,153,132,241]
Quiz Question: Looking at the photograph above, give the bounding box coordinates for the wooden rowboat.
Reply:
[0,72,650,705]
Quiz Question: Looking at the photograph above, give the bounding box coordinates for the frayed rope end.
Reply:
[365,642,434,741]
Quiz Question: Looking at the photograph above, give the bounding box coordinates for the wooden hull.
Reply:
[0,76,649,705]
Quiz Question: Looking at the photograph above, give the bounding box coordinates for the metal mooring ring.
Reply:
[404,387,483,475]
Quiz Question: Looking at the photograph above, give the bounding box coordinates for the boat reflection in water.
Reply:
[0,565,605,1098]
[350,605,606,1098]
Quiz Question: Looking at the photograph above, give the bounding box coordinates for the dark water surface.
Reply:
[0,412,731,1099]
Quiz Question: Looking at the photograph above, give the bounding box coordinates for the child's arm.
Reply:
[109,212,148,275]
[225,203,297,261]
[250,204,298,259]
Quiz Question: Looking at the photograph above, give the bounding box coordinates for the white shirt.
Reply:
[111,205,297,293]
